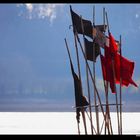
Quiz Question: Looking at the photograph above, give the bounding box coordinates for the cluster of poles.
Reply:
[64,5,132,135]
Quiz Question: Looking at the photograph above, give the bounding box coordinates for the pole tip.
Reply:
[70,5,72,11]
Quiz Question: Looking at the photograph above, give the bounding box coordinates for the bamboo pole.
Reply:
[103,7,109,134]
[119,35,122,135]
[94,7,111,134]
[103,7,113,135]
[93,5,100,135]
[70,6,88,134]
[99,40,111,135]
[105,11,120,135]
[80,15,93,135]
[76,33,108,126]
[64,38,80,135]
[85,110,97,134]
[74,34,88,135]
[73,103,122,109]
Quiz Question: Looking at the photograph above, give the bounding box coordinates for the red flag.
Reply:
[103,46,137,90]
[108,32,118,56]
[101,54,116,93]
[103,33,120,93]
[105,36,120,52]
[103,32,137,93]
[115,53,138,87]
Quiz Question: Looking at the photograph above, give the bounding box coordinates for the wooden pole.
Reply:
[80,15,93,135]
[103,7,109,134]
[64,38,80,135]
[69,6,88,134]
[85,110,97,134]
[73,103,122,109]
[74,34,88,135]
[103,7,113,135]
[93,5,100,135]
[95,7,111,134]
[76,33,107,126]
[119,35,122,135]
[105,11,120,135]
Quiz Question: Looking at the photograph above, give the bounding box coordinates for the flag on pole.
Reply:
[70,58,89,123]
[105,36,120,52]
[101,54,116,93]
[70,6,93,39]
[115,53,138,87]
[101,32,137,93]
[108,32,119,55]
[95,25,107,32]
[93,25,107,36]
[84,37,100,62]
[93,25,107,48]
[106,32,137,87]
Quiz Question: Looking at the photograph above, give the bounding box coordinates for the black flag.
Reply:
[84,37,100,62]
[93,25,107,48]
[70,59,89,123]
[94,24,107,33]
[70,6,93,39]
[65,38,89,123]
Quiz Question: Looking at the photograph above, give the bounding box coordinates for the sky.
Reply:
[0,3,140,112]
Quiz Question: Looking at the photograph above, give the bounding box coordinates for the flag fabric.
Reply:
[102,32,137,93]
[106,33,137,87]
[69,59,89,123]
[104,32,118,59]
[93,25,107,36]
[108,33,119,55]
[84,37,100,62]
[104,33,120,91]
[93,25,107,48]
[114,53,138,87]
[105,36,120,52]
[70,6,93,39]
[104,46,137,88]
[92,26,120,51]
[101,54,116,93]
[95,25,107,32]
